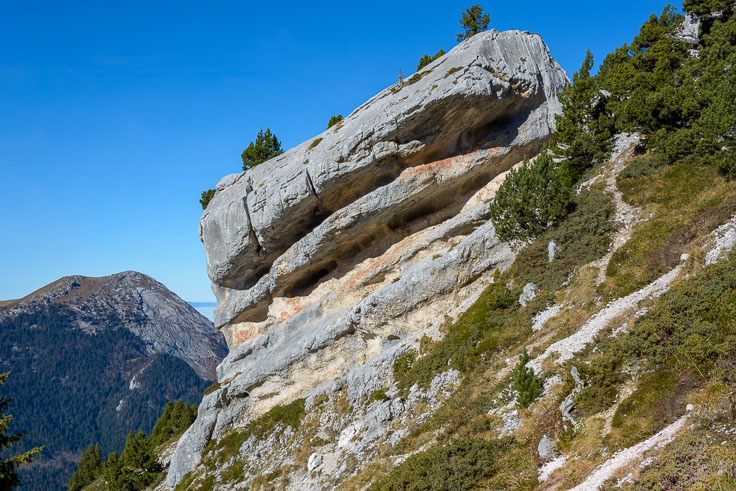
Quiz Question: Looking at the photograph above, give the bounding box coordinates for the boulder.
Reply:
[167,29,567,487]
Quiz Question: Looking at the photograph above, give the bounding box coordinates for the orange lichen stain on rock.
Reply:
[233,325,259,345]
[398,148,498,181]
[277,296,309,322]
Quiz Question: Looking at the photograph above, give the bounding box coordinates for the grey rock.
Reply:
[201,28,568,303]
[537,435,555,461]
[560,367,584,427]
[677,13,700,46]
[307,453,323,472]
[168,28,568,487]
[519,282,538,307]
[548,240,557,262]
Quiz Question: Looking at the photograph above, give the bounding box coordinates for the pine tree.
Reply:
[0,372,43,489]
[120,429,160,488]
[67,443,103,491]
[417,49,446,71]
[241,128,284,170]
[103,452,127,490]
[489,151,573,242]
[553,50,615,181]
[457,5,490,42]
[200,188,215,210]
[512,349,543,408]
[327,115,343,129]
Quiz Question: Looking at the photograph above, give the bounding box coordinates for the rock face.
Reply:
[0,271,227,380]
[168,29,567,487]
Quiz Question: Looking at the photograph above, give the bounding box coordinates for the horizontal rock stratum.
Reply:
[169,29,568,486]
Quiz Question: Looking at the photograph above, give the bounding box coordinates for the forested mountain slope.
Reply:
[0,272,227,489]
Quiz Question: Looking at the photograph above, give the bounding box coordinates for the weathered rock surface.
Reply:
[167,29,567,487]
[0,271,227,380]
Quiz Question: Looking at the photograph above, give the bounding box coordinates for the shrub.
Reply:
[308,137,322,150]
[371,437,514,490]
[241,128,284,171]
[200,189,215,210]
[369,389,389,402]
[457,5,490,42]
[512,349,542,408]
[489,151,573,242]
[327,115,343,129]
[417,49,446,71]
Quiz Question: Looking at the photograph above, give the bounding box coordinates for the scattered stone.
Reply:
[548,240,558,262]
[307,453,323,472]
[537,435,555,461]
[519,283,539,307]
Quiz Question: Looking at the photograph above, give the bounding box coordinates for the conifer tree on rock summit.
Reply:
[241,128,284,171]
[457,5,490,42]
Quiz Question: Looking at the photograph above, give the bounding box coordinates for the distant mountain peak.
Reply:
[1,271,227,380]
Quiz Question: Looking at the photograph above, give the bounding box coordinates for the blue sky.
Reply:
[1,0,674,302]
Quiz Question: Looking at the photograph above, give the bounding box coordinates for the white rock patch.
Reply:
[569,416,688,491]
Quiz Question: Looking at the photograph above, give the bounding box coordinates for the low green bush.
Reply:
[512,349,542,408]
[200,189,215,210]
[417,49,445,71]
[327,114,343,129]
[370,437,515,490]
[489,151,573,242]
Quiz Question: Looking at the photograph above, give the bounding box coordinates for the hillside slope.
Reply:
[163,3,736,489]
[0,271,227,489]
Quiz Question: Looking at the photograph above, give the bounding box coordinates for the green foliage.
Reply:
[221,460,244,483]
[241,128,284,171]
[119,430,161,488]
[457,5,490,42]
[489,151,573,242]
[0,304,208,489]
[371,437,517,490]
[417,49,446,71]
[511,349,542,408]
[369,389,389,402]
[617,153,669,180]
[67,443,102,491]
[394,275,520,390]
[589,4,736,173]
[392,351,416,382]
[683,0,734,17]
[553,50,615,180]
[327,115,343,129]
[245,398,306,440]
[199,189,215,210]
[148,400,197,448]
[205,399,306,465]
[508,189,616,292]
[577,252,736,430]
[0,372,43,489]
[102,452,125,490]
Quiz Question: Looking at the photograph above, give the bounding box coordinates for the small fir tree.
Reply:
[489,151,573,242]
[327,115,343,129]
[457,5,490,42]
[200,188,215,210]
[67,443,103,491]
[0,372,43,489]
[553,50,615,181]
[417,49,446,71]
[241,128,284,170]
[512,349,542,408]
[120,430,160,488]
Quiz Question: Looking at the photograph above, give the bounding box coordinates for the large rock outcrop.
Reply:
[168,29,568,486]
